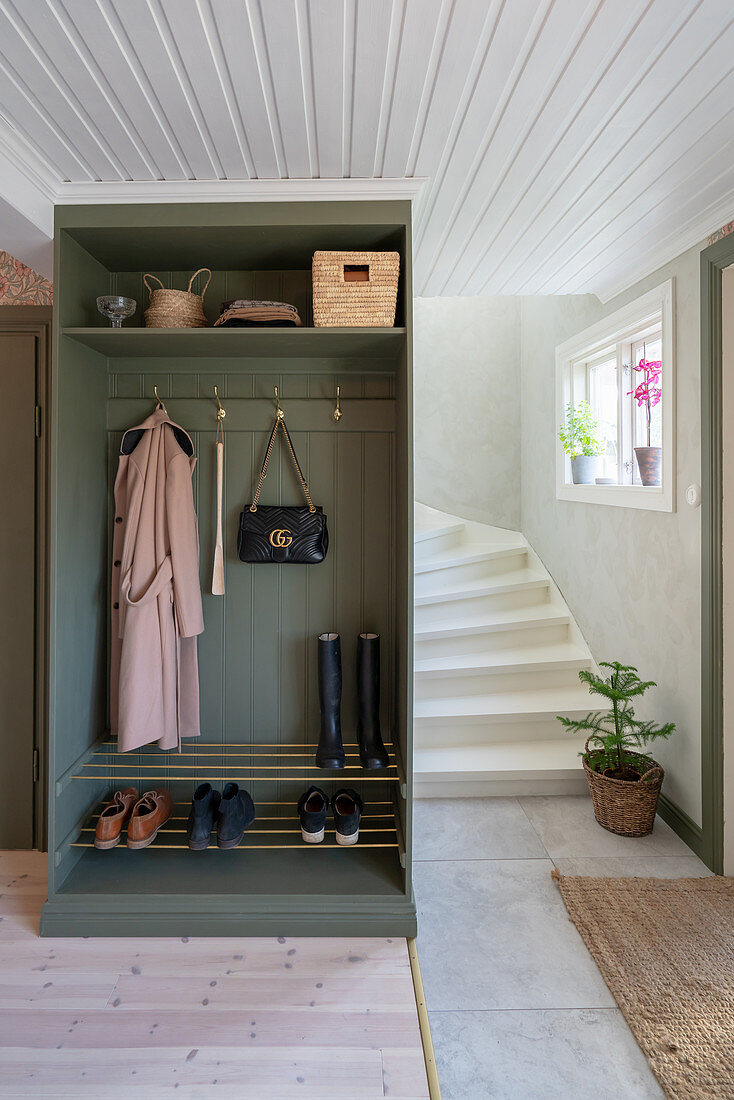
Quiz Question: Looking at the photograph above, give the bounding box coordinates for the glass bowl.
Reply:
[97,295,137,328]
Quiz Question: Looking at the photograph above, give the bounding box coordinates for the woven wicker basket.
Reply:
[583,737,664,837]
[312,251,399,327]
[143,268,211,328]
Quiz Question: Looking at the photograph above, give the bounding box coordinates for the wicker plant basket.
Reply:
[582,737,664,837]
[143,268,211,328]
[312,251,400,327]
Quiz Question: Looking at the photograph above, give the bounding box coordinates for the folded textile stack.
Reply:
[214,300,303,327]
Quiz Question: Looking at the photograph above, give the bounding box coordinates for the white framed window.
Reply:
[555,280,675,511]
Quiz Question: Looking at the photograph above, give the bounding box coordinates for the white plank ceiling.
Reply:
[0,0,733,299]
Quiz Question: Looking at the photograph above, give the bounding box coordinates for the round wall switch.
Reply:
[686,484,702,507]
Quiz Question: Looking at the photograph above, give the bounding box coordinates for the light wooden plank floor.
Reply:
[0,851,429,1099]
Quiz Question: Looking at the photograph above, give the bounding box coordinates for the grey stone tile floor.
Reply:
[414,795,712,1099]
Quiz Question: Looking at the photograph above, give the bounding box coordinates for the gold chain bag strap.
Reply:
[237,417,328,564]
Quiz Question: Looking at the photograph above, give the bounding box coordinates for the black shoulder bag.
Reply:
[238,416,328,564]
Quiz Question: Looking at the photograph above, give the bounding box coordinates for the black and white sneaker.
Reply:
[332,788,363,846]
[297,785,328,843]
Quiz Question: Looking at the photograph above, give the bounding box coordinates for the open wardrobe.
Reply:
[42,200,415,937]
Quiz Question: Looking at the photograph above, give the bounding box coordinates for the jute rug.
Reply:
[553,873,734,1100]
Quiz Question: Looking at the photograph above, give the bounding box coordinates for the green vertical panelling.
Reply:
[362,433,394,737]
[223,429,254,747]
[197,430,225,742]
[253,271,283,304]
[251,433,282,742]
[335,432,364,740]
[54,343,108,774]
[114,373,143,398]
[306,431,338,740]
[278,428,309,742]
[223,269,254,305]
[50,237,111,892]
[227,373,255,400]
[281,270,313,326]
[170,373,199,398]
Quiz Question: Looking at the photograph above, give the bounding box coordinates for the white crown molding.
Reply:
[52,177,427,205]
[0,114,425,253]
[0,139,426,261]
[592,190,734,304]
[0,125,56,236]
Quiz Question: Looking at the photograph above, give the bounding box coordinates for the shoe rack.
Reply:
[71,741,403,851]
[41,201,415,936]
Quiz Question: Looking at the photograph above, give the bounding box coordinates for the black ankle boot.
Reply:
[316,632,345,769]
[187,783,221,850]
[217,782,255,849]
[357,633,389,769]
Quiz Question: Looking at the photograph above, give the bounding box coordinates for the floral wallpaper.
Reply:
[708,221,734,247]
[0,250,53,305]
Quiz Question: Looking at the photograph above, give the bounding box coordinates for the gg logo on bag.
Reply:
[269,528,293,548]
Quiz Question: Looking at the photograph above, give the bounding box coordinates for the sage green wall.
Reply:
[519,243,703,826]
[413,296,521,529]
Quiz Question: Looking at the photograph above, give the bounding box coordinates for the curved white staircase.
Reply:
[414,503,598,797]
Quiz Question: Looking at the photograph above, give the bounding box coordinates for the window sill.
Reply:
[556,482,674,512]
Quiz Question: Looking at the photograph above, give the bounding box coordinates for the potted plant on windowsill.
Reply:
[557,661,675,837]
[559,400,604,484]
[629,357,662,485]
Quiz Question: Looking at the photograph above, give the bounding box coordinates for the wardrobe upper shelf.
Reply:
[62,326,407,359]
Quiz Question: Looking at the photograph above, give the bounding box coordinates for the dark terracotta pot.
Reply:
[634,446,662,486]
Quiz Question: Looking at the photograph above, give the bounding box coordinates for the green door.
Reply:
[0,333,37,848]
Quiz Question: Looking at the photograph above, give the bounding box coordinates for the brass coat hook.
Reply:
[333,385,343,422]
[154,385,167,411]
[274,385,285,420]
[213,385,226,421]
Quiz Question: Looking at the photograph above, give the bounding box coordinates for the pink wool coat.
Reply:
[110,407,204,753]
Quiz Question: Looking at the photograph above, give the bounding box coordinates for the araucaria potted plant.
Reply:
[559,400,604,484]
[557,661,675,837]
[629,357,662,485]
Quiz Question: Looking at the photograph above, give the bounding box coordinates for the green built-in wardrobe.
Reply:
[41,200,415,936]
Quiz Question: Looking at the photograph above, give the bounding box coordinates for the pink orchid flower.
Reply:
[627,359,662,445]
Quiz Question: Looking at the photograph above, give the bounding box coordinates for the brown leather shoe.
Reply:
[95,787,138,850]
[127,788,173,849]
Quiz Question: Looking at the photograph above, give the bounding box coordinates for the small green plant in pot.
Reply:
[559,400,604,484]
[557,661,675,837]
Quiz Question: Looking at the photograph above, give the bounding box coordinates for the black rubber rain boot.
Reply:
[316,632,345,769]
[356,633,390,769]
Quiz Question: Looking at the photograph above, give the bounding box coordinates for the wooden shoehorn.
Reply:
[212,439,225,595]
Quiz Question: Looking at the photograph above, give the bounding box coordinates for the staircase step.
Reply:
[414,664,591,703]
[414,543,527,575]
[414,643,590,678]
[413,737,588,787]
[414,518,464,543]
[415,569,548,607]
[412,503,598,794]
[414,602,570,642]
[414,685,594,723]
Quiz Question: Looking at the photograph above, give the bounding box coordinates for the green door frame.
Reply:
[0,304,51,850]
[699,236,734,874]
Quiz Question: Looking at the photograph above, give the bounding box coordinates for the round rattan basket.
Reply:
[143,268,211,328]
[582,737,664,837]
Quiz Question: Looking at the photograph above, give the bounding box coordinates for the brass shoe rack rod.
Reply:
[73,773,400,781]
